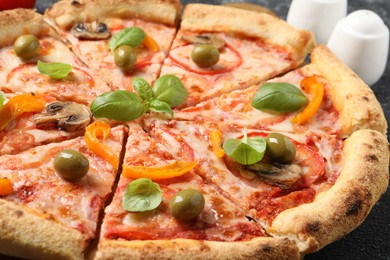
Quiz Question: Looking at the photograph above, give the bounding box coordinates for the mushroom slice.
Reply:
[34,102,92,132]
[181,34,225,50]
[246,163,303,188]
[71,20,110,40]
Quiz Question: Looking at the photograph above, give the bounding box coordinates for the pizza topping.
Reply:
[191,44,220,68]
[13,34,40,60]
[114,45,137,71]
[34,101,92,132]
[251,82,308,113]
[292,76,325,125]
[0,178,13,196]
[0,92,5,110]
[246,162,302,188]
[108,26,146,52]
[37,60,73,79]
[122,160,198,180]
[210,129,225,158]
[181,34,225,50]
[54,149,89,181]
[71,21,110,40]
[223,128,266,165]
[0,94,46,131]
[122,178,162,212]
[91,75,187,121]
[265,133,296,164]
[169,189,205,221]
[143,34,160,52]
[84,121,119,169]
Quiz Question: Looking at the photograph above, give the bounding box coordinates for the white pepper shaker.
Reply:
[287,0,347,44]
[327,10,389,85]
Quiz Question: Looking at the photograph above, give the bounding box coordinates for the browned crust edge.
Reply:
[0,199,86,260]
[267,129,389,253]
[180,4,315,65]
[310,45,387,137]
[94,237,300,260]
[45,0,182,29]
[0,9,51,48]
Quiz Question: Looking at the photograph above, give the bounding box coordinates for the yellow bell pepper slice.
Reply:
[122,160,198,180]
[0,178,13,196]
[143,34,159,52]
[292,76,324,125]
[0,94,46,131]
[210,130,225,158]
[84,121,119,169]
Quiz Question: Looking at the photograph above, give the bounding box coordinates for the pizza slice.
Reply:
[0,123,125,259]
[95,122,300,259]
[173,46,387,137]
[45,0,181,91]
[0,9,112,105]
[142,118,388,255]
[159,3,315,107]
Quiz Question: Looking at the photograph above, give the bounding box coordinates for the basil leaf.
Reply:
[150,99,174,118]
[108,27,146,51]
[91,90,145,121]
[223,129,266,165]
[122,178,162,212]
[37,60,73,79]
[133,77,153,101]
[0,92,5,110]
[153,75,187,107]
[251,82,308,113]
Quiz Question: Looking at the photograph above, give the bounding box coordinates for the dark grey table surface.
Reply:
[5,1,390,260]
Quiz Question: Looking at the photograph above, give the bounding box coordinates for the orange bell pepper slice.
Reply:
[122,160,198,180]
[0,94,46,131]
[292,76,324,125]
[0,178,13,196]
[143,34,159,52]
[84,121,119,169]
[210,130,225,158]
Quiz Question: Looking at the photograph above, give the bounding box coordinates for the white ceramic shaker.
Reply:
[327,10,389,85]
[287,0,348,44]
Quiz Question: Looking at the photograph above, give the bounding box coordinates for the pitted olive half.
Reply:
[114,45,137,71]
[265,133,296,164]
[54,149,89,181]
[191,44,220,68]
[13,35,40,60]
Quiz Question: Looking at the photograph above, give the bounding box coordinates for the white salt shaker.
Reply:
[287,0,347,44]
[327,10,389,85]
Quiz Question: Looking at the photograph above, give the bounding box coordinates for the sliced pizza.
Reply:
[95,122,300,260]
[0,9,112,105]
[45,0,182,91]
[159,3,315,107]
[141,118,388,254]
[0,123,125,259]
[173,46,387,137]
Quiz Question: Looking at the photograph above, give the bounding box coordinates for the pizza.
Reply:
[0,1,388,259]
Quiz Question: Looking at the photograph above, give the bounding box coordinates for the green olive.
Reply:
[113,45,137,71]
[265,133,296,164]
[13,35,40,60]
[54,149,89,181]
[191,44,220,68]
[169,189,205,221]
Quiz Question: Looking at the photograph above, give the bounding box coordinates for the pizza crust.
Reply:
[310,45,387,137]
[267,129,389,253]
[0,199,86,259]
[45,0,182,29]
[95,237,300,260]
[0,9,51,48]
[180,4,315,65]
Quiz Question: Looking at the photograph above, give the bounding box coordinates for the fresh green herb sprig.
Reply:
[251,82,308,113]
[108,27,146,51]
[37,60,73,79]
[223,128,266,165]
[91,75,187,121]
[122,178,162,212]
